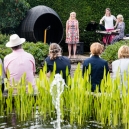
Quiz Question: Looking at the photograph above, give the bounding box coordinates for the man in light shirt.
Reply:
[4,34,36,88]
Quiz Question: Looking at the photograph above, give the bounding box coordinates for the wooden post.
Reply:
[44,29,47,44]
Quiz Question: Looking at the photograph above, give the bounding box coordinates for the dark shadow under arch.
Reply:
[20,5,63,44]
[34,13,63,44]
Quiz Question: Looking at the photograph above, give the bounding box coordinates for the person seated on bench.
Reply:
[4,34,36,90]
[112,45,129,92]
[82,42,109,92]
[45,43,71,82]
[111,14,125,44]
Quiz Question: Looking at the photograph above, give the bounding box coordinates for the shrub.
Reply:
[23,42,49,73]
[0,41,49,73]
[101,40,129,63]
[0,45,12,60]
[0,33,9,45]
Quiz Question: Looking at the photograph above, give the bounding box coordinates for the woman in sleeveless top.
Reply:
[100,8,117,44]
[66,12,79,58]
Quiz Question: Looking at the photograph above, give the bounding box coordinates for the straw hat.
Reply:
[6,34,26,47]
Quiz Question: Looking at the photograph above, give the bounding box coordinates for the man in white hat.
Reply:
[4,34,36,88]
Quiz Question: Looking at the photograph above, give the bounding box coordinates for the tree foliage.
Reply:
[0,0,30,33]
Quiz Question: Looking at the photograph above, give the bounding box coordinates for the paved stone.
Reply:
[69,54,89,76]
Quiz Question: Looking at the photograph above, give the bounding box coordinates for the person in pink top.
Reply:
[4,34,36,88]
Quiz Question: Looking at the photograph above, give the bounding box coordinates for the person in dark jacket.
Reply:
[82,42,109,92]
[45,43,71,82]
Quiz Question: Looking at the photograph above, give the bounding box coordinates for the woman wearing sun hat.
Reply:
[4,34,36,89]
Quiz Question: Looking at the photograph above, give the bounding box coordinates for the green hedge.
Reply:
[101,40,129,63]
[26,0,129,46]
[0,41,49,73]
[0,33,9,45]
[1,0,129,50]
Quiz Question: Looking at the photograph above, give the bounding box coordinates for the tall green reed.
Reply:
[1,63,129,128]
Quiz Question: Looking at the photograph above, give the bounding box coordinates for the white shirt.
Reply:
[100,15,116,29]
[112,59,129,90]
[112,59,129,78]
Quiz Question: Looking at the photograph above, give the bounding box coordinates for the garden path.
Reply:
[69,54,90,76]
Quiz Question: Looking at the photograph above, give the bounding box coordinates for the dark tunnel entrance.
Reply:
[34,13,63,44]
[20,5,63,44]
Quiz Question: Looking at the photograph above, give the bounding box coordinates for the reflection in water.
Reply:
[0,109,124,129]
[11,113,16,127]
[0,113,124,129]
[0,110,54,129]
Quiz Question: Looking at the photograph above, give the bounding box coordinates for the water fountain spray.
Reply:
[50,74,65,129]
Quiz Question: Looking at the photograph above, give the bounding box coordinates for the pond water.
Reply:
[0,112,124,129]
[1,61,128,129]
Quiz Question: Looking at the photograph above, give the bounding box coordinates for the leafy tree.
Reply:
[0,0,30,33]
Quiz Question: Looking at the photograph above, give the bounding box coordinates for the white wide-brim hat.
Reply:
[6,34,26,47]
